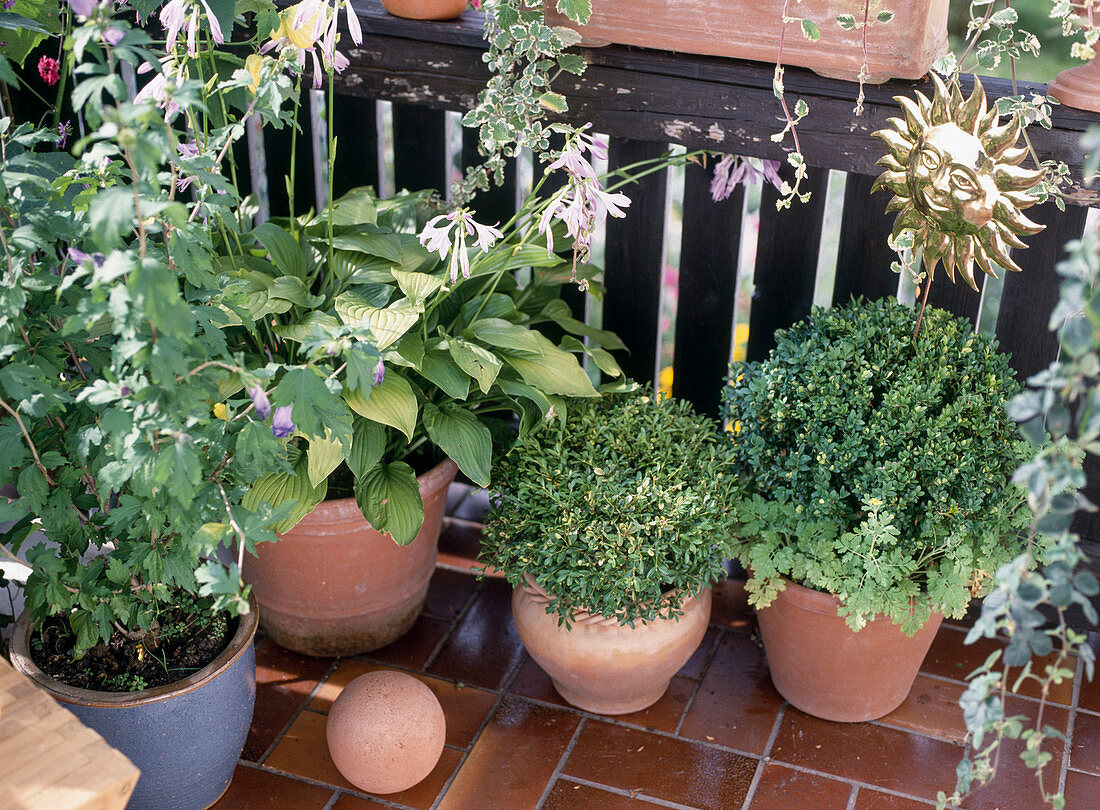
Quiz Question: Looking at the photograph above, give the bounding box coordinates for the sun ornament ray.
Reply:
[871,74,1046,290]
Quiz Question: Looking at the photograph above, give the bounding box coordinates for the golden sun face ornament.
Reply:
[872,74,1046,290]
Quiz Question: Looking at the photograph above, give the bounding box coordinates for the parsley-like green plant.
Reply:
[479,389,738,626]
[722,297,1031,634]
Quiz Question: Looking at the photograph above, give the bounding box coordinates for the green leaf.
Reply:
[335,292,420,349]
[347,417,386,479]
[423,403,492,487]
[274,367,353,451]
[343,371,418,440]
[268,275,323,308]
[251,222,308,279]
[466,318,542,356]
[800,18,820,41]
[539,92,569,114]
[540,299,626,350]
[355,461,424,545]
[497,331,598,397]
[243,464,327,534]
[420,347,471,399]
[328,186,377,226]
[274,311,342,343]
[306,431,345,488]
[346,343,385,391]
[555,0,592,24]
[449,338,503,394]
[392,269,445,305]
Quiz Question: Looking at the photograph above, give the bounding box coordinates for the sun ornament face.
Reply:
[872,74,1046,290]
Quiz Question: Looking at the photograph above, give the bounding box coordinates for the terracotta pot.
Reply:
[380,0,467,21]
[242,458,458,657]
[512,574,711,714]
[9,595,258,810]
[755,579,942,722]
[1048,6,1100,113]
[544,0,949,83]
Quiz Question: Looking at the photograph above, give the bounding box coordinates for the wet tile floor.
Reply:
[215,485,1100,809]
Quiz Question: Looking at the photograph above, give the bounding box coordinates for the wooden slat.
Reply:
[995,201,1090,379]
[832,173,901,305]
[331,96,380,197]
[391,103,448,194]
[745,165,829,362]
[671,162,743,418]
[602,138,670,387]
[263,97,317,218]
[461,129,517,228]
[925,264,985,325]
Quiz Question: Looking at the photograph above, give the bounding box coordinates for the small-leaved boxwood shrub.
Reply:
[722,298,1030,634]
[479,389,738,626]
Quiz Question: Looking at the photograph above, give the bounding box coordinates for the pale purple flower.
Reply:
[177,141,200,159]
[67,248,105,267]
[103,27,124,47]
[418,209,502,284]
[710,155,784,201]
[134,61,183,120]
[272,405,295,439]
[373,358,385,386]
[67,0,97,17]
[266,0,361,89]
[248,386,271,419]
[160,0,224,56]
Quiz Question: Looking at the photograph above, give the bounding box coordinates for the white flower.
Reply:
[418,209,503,283]
[160,0,224,56]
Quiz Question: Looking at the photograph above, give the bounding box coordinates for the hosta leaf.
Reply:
[347,417,386,479]
[335,292,420,349]
[420,347,470,400]
[355,461,424,545]
[497,331,598,397]
[343,371,418,440]
[424,403,492,487]
[273,311,341,343]
[251,221,308,279]
[449,338,502,394]
[243,465,327,534]
[466,318,542,356]
[306,430,345,488]
[392,269,445,305]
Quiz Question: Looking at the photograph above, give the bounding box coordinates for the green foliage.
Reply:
[722,298,1030,633]
[458,0,590,202]
[219,193,623,545]
[479,389,737,626]
[940,229,1100,810]
[0,3,299,658]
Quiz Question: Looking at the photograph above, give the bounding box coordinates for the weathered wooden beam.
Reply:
[339,0,1100,205]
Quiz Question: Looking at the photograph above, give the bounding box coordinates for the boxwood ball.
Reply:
[326,671,446,794]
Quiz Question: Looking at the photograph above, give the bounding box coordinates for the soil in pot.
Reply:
[755,579,943,723]
[513,575,712,714]
[31,593,234,692]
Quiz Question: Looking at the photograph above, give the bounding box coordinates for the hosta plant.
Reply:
[478,389,739,625]
[722,297,1031,634]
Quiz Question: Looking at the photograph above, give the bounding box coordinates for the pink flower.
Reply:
[710,155,784,201]
[38,56,59,86]
[160,0,224,56]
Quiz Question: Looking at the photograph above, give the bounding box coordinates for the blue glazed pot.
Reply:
[10,596,258,810]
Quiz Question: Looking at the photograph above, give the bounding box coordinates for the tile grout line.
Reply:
[916,669,1077,708]
[428,648,530,810]
[1057,650,1086,797]
[673,626,726,736]
[844,785,859,810]
[739,702,787,810]
[745,758,938,806]
[421,571,486,673]
[255,656,343,766]
[320,790,342,810]
[508,691,767,761]
[241,759,415,810]
[532,716,588,810]
[553,775,703,810]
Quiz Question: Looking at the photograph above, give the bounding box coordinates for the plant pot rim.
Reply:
[8,591,258,708]
[763,576,943,626]
[519,572,705,626]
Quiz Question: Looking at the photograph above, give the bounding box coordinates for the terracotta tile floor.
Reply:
[215,485,1100,809]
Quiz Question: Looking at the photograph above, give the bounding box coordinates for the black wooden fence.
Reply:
[260,2,1100,539]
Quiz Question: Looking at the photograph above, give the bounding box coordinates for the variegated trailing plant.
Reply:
[938,134,1100,810]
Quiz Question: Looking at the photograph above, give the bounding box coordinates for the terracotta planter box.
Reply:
[544,0,949,82]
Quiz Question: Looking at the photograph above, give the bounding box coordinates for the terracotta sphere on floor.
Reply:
[325,671,446,794]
